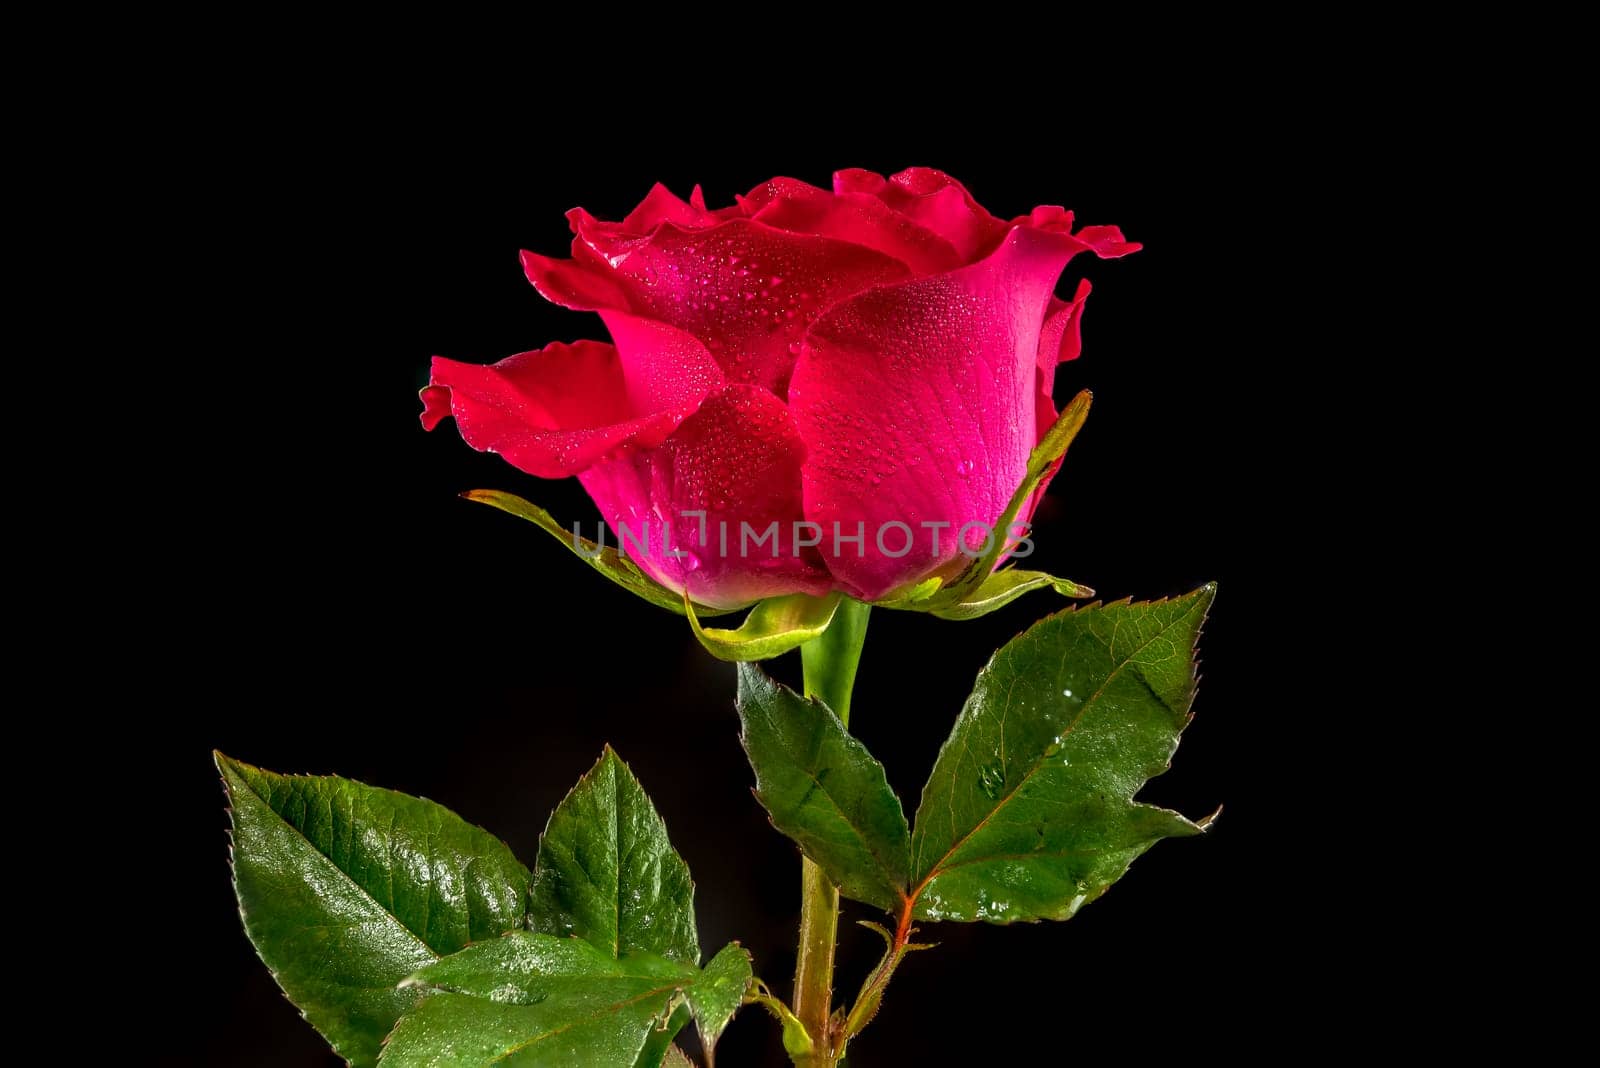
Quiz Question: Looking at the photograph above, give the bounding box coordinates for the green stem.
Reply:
[791,598,871,1066]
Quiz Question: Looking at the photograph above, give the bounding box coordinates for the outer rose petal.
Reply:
[578,385,831,609]
[1027,279,1092,521]
[790,226,1093,600]
[520,248,636,311]
[653,385,833,606]
[1035,278,1093,436]
[596,309,726,415]
[420,341,688,478]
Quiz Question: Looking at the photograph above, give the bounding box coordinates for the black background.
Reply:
[164,107,1310,1065]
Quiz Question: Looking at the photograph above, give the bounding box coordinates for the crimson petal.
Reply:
[790,227,1096,600]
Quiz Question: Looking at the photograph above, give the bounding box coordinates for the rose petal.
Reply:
[421,341,685,478]
[594,220,909,396]
[838,168,1144,266]
[1027,278,1092,522]
[1070,224,1143,258]
[567,182,718,261]
[790,226,1093,599]
[835,166,1011,262]
[1035,278,1093,433]
[520,247,637,312]
[741,176,964,275]
[578,385,832,609]
[597,309,727,415]
[522,182,911,397]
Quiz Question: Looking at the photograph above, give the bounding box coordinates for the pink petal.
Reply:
[789,226,1094,600]
[420,341,685,478]
[578,385,832,609]
[588,219,908,396]
[520,183,911,398]
[567,183,718,261]
[837,167,1144,267]
[520,247,636,312]
[834,166,1011,262]
[741,176,964,275]
[597,309,726,415]
[1035,278,1093,431]
[1027,278,1092,522]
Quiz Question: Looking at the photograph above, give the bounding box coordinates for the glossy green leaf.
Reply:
[379,988,676,1067]
[930,390,1092,610]
[684,942,753,1051]
[530,747,699,965]
[462,490,734,618]
[402,932,693,1000]
[908,585,1215,923]
[929,568,1094,621]
[685,592,842,662]
[217,754,529,1066]
[736,664,909,912]
[386,933,745,1067]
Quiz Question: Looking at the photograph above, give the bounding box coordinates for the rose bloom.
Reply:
[422,168,1137,609]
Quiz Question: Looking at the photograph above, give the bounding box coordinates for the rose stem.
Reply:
[792,596,871,1066]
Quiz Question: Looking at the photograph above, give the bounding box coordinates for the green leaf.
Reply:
[217,754,529,1066]
[685,592,842,662]
[530,747,699,965]
[929,568,1094,621]
[736,664,910,911]
[385,934,745,1067]
[908,584,1215,923]
[929,390,1092,610]
[462,490,735,618]
[378,988,676,1067]
[684,942,752,1051]
[662,1045,695,1067]
[401,933,694,1001]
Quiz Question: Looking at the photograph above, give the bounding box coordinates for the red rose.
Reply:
[422,167,1137,609]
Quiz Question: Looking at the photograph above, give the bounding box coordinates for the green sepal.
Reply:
[685,592,842,662]
[462,490,734,618]
[929,568,1094,620]
[923,390,1093,611]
